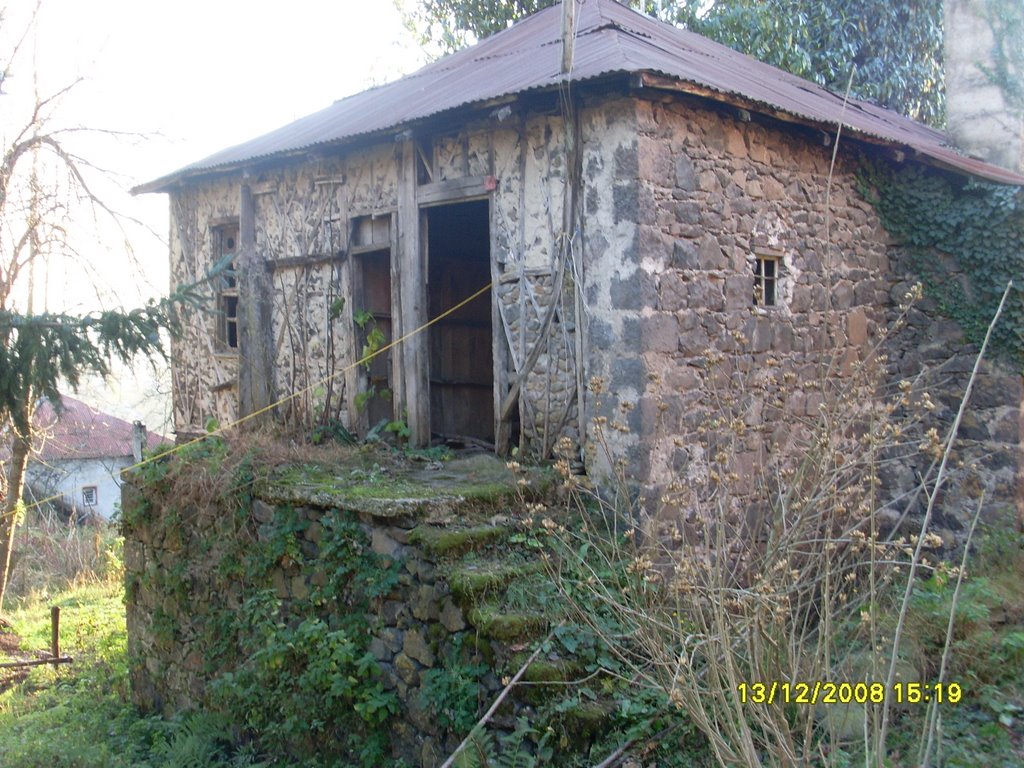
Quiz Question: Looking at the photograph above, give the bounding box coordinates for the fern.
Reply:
[454,725,497,768]
[496,718,554,768]
[149,714,228,767]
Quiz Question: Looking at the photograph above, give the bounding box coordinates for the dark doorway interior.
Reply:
[427,200,493,444]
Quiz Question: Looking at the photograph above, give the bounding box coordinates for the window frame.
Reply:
[753,252,782,307]
[212,222,240,352]
[81,485,98,507]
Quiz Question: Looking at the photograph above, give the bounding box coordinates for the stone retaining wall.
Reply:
[123,457,557,767]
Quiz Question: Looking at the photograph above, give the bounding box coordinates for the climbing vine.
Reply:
[859,160,1024,370]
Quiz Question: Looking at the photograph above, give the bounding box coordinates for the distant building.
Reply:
[23,396,166,521]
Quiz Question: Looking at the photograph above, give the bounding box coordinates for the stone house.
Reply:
[138,0,1022,519]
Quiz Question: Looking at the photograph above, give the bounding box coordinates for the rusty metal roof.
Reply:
[137,0,1024,192]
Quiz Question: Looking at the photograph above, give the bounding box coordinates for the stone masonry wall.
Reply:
[580,93,1020,538]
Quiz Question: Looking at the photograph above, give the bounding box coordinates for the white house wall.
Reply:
[26,456,132,520]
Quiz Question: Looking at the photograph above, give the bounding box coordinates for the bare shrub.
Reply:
[542,287,1010,767]
[5,506,122,602]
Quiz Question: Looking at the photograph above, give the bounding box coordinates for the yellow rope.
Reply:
[109,279,497,480]
[6,280,494,514]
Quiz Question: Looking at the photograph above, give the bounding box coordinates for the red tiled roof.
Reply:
[136,0,1024,193]
[30,395,167,462]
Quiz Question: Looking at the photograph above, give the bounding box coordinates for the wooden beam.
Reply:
[388,210,405,428]
[417,175,497,206]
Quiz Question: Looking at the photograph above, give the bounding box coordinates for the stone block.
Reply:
[613,183,639,223]
[610,271,655,311]
[674,202,700,226]
[403,628,435,667]
[410,585,440,621]
[252,499,276,524]
[743,317,772,353]
[675,154,697,191]
[678,325,710,357]
[724,275,751,310]
[439,599,467,633]
[611,357,647,395]
[642,312,679,353]
[639,138,673,183]
[699,234,728,270]
[639,225,671,264]
[372,528,403,558]
[846,308,868,346]
[671,238,701,270]
[304,520,322,544]
[762,176,785,200]
[724,126,747,158]
[291,575,309,601]
[394,652,419,685]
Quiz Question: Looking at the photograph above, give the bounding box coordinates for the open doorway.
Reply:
[426,200,493,444]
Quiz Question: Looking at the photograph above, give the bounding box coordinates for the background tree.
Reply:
[395,0,945,125]
[0,4,202,611]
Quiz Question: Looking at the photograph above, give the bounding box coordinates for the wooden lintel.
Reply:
[417,175,497,206]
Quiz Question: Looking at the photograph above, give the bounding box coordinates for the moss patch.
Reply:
[448,560,544,601]
[408,525,512,557]
[255,453,534,520]
[466,608,548,642]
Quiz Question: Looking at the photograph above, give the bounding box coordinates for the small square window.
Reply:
[753,256,780,306]
[82,486,98,506]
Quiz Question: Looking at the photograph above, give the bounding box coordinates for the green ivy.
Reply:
[859,161,1024,370]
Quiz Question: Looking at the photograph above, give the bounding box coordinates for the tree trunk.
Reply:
[0,421,31,613]
[944,0,1024,173]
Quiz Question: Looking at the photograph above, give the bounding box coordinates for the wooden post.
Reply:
[397,139,430,446]
[50,606,59,669]
[561,0,578,74]
[237,183,276,423]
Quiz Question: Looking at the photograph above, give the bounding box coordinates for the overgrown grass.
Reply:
[0,581,269,767]
[0,581,158,767]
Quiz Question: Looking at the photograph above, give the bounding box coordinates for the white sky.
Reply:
[2,0,428,430]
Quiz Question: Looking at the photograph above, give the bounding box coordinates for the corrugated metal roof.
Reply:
[137,0,1024,192]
